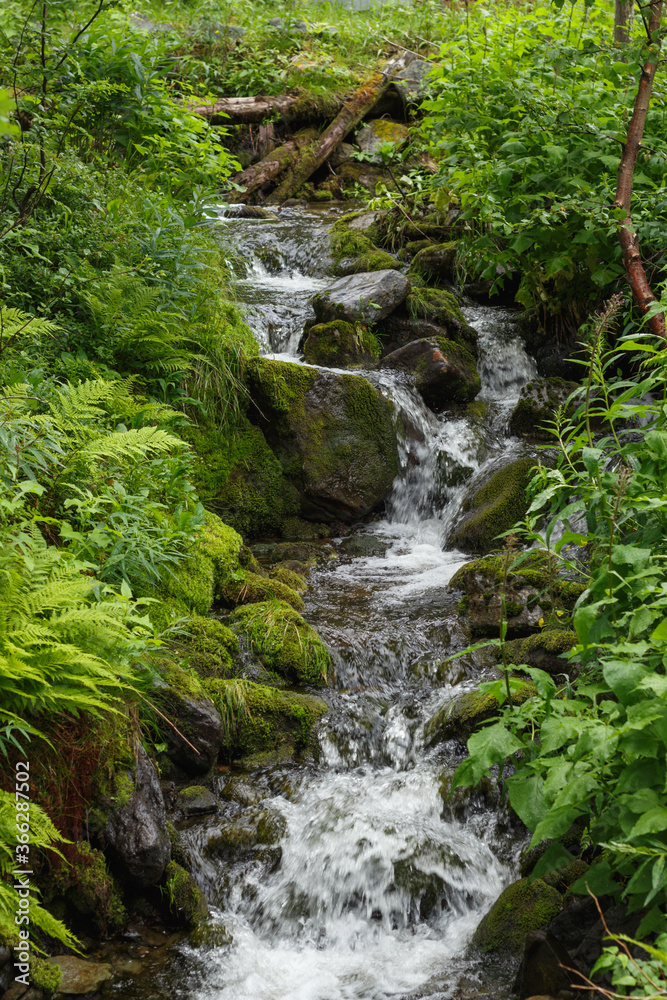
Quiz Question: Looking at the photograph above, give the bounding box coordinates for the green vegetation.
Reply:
[229,600,331,686]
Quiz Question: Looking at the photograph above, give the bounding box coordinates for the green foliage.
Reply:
[418,1,667,323]
[229,599,331,686]
[453,303,667,937]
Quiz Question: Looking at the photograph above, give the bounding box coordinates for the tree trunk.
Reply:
[614,1,665,338]
[188,95,301,125]
[614,0,634,45]
[265,53,412,205]
[229,130,319,202]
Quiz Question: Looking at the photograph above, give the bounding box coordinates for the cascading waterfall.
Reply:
[141,208,540,1000]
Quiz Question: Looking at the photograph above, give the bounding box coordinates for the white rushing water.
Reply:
[145,208,539,1000]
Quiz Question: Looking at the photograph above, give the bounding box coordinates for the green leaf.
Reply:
[528,841,576,881]
[508,773,548,830]
[571,861,617,896]
[630,808,667,838]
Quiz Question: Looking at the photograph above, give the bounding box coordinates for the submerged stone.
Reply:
[46,956,112,995]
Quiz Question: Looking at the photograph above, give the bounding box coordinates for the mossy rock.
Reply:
[380,336,480,410]
[407,287,471,341]
[204,801,287,862]
[159,510,243,616]
[176,785,217,817]
[183,615,238,679]
[303,320,381,367]
[426,684,536,746]
[449,551,585,637]
[229,600,331,685]
[220,570,304,611]
[247,356,400,523]
[334,249,401,277]
[280,516,331,541]
[504,628,578,676]
[408,241,458,286]
[54,841,126,936]
[160,860,207,928]
[473,877,562,952]
[269,565,308,593]
[450,458,535,554]
[541,859,590,892]
[185,415,300,540]
[509,377,579,441]
[205,678,328,764]
[151,660,224,774]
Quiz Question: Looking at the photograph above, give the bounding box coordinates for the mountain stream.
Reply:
[122,206,539,1000]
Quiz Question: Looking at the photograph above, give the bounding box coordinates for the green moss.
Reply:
[504,628,578,674]
[160,510,243,615]
[185,415,300,539]
[189,615,239,657]
[32,956,62,992]
[161,860,207,927]
[408,241,458,284]
[303,320,381,367]
[314,187,333,201]
[155,658,207,700]
[206,678,328,763]
[334,249,401,275]
[68,842,126,935]
[426,684,536,745]
[269,566,307,593]
[229,600,331,685]
[472,877,562,952]
[220,570,304,610]
[450,458,535,554]
[407,286,465,326]
[167,821,188,868]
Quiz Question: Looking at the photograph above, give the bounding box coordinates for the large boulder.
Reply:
[380,337,480,410]
[152,661,224,775]
[509,377,579,441]
[247,356,401,523]
[449,551,585,637]
[473,877,563,953]
[449,458,534,554]
[354,120,410,163]
[311,270,409,325]
[303,319,380,367]
[104,745,171,887]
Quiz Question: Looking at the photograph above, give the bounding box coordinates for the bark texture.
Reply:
[188,95,301,124]
[614,0,634,45]
[614,1,666,338]
[265,53,412,205]
[230,130,319,202]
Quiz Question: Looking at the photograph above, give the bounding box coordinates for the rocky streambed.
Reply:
[11,206,596,1000]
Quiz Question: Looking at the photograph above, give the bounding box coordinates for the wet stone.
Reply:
[312,270,409,325]
[176,785,218,818]
[46,955,112,994]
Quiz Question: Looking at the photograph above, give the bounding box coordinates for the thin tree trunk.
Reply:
[614,1,665,338]
[266,53,412,205]
[614,0,634,45]
[229,129,319,202]
[189,95,302,125]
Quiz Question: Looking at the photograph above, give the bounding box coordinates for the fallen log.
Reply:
[189,95,300,125]
[265,53,412,205]
[229,129,319,202]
